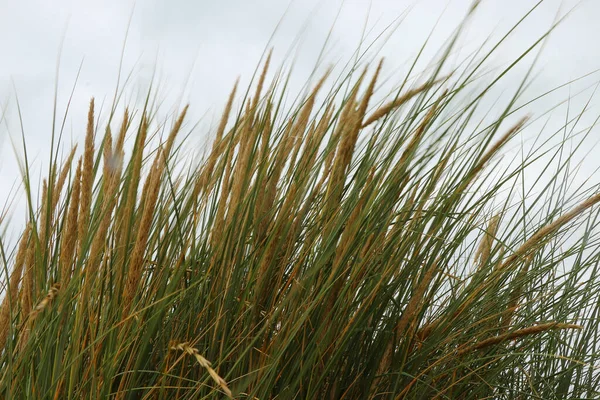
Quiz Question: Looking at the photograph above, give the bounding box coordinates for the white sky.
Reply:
[1,0,599,231]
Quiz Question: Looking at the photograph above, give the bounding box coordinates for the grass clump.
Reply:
[2,6,600,399]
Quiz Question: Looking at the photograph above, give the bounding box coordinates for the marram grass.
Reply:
[2,11,600,400]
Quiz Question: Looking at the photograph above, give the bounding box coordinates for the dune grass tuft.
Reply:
[2,6,600,399]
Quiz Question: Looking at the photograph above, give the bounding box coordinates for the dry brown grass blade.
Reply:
[19,283,61,350]
[361,77,446,128]
[170,341,233,398]
[456,322,582,356]
[28,283,61,322]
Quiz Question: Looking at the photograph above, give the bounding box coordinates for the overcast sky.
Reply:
[1,0,599,230]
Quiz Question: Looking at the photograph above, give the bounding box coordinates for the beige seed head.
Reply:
[164,105,190,160]
[195,79,239,198]
[362,76,446,128]
[78,98,96,258]
[501,188,600,270]
[29,283,61,322]
[456,321,582,356]
[0,224,32,349]
[60,158,82,287]
[52,145,78,213]
[170,341,233,398]
[123,150,165,315]
[475,213,502,269]
[250,48,273,118]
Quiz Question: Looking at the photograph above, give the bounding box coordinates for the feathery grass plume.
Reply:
[114,113,149,278]
[51,145,77,213]
[19,231,36,322]
[124,113,149,215]
[114,108,129,156]
[121,102,189,314]
[374,258,440,387]
[356,59,384,126]
[499,254,533,331]
[0,224,31,350]
[287,69,331,169]
[102,125,114,180]
[210,147,233,250]
[319,69,368,243]
[297,100,334,172]
[361,77,445,128]
[194,79,239,197]
[252,104,274,242]
[226,112,256,229]
[254,181,299,310]
[19,179,48,321]
[37,178,51,259]
[444,189,600,335]
[164,104,189,159]
[122,151,163,315]
[501,191,600,270]
[81,127,113,286]
[328,68,368,185]
[256,119,291,217]
[250,48,273,120]
[83,121,123,305]
[59,158,81,287]
[474,213,502,269]
[77,98,96,258]
[454,115,530,197]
